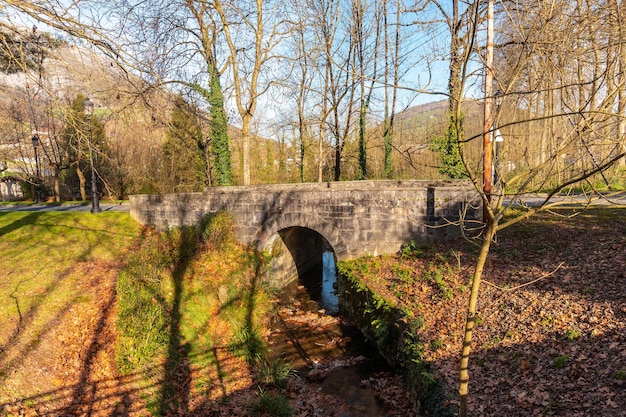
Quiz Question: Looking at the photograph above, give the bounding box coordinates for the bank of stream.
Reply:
[266,255,414,417]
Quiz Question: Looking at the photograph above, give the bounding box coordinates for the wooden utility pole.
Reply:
[482,0,494,223]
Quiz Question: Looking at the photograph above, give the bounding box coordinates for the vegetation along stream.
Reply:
[266,252,414,417]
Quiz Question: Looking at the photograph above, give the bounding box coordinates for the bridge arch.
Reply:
[253,214,348,260]
[254,215,348,290]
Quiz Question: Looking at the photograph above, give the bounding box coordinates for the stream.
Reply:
[266,253,413,417]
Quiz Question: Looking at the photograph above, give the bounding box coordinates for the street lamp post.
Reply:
[31,134,41,203]
[83,98,102,214]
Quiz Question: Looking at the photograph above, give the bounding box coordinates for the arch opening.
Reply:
[266,226,338,313]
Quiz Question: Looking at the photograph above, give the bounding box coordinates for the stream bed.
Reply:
[266,263,414,417]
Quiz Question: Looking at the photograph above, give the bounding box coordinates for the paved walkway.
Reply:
[1,192,624,213]
[0,202,130,212]
[505,191,626,207]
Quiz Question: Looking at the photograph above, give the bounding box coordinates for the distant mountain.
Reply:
[0,25,150,113]
[364,98,483,179]
[394,99,448,122]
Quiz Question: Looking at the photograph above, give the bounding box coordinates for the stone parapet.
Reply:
[130,179,481,263]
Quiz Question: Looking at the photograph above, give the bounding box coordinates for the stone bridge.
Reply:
[129,180,480,288]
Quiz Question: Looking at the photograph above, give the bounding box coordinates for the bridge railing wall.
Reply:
[129,180,481,263]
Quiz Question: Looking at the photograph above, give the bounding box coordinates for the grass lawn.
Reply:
[0,210,278,417]
[0,211,141,399]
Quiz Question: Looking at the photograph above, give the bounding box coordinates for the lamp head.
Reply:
[495,89,504,107]
[83,98,94,116]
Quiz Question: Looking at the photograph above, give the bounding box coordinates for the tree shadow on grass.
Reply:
[0,259,149,416]
[158,227,196,416]
[0,211,44,237]
[0,246,106,380]
[66,271,120,415]
[0,212,147,416]
[0,371,150,416]
[1,215,271,417]
[0,345,265,417]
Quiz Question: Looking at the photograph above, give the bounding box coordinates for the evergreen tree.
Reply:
[162,98,208,192]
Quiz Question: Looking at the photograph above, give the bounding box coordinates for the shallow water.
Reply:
[269,265,391,417]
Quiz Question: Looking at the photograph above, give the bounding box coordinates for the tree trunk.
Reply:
[298,101,306,183]
[317,135,323,182]
[459,220,497,417]
[53,165,61,202]
[383,117,393,177]
[618,1,626,168]
[359,98,367,179]
[297,49,308,183]
[383,0,400,179]
[77,165,87,201]
[242,113,251,185]
[442,0,467,180]
[482,0,494,221]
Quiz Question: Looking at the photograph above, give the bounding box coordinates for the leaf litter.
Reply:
[1,209,624,416]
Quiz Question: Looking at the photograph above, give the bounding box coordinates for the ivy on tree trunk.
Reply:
[208,65,233,186]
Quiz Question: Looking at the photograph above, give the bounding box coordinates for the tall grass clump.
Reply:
[249,388,293,417]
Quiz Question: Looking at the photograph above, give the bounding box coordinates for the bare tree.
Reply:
[427,0,481,179]
[381,0,403,178]
[285,3,320,183]
[452,1,626,415]
[209,0,289,185]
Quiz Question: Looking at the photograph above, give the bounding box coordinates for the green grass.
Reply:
[259,359,297,388]
[0,211,141,400]
[115,212,275,414]
[553,354,569,369]
[0,211,140,328]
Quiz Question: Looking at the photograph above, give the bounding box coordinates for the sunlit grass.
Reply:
[0,211,141,400]
[115,212,275,413]
[0,211,140,329]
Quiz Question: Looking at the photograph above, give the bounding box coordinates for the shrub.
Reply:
[201,211,236,248]
[250,388,293,417]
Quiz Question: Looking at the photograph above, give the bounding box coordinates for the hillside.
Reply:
[394,99,448,122]
[0,27,140,106]
[364,99,483,179]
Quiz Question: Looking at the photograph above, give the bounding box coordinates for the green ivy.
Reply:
[430,113,468,179]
